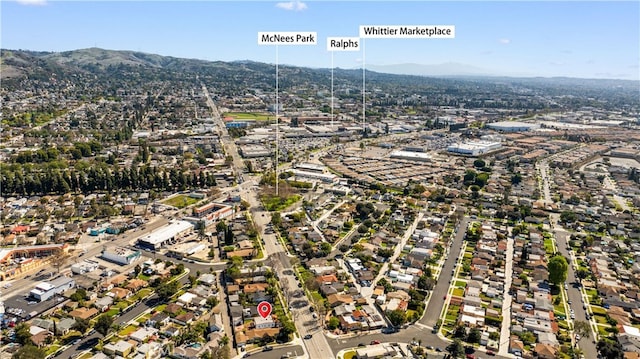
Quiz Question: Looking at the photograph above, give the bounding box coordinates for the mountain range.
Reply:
[365,62,496,77]
[1,48,637,96]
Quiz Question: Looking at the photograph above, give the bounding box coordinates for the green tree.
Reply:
[14,323,33,345]
[387,309,407,327]
[511,172,523,185]
[216,220,227,234]
[94,314,114,336]
[220,335,230,347]
[327,316,340,330]
[377,248,394,258]
[576,268,590,280]
[73,318,90,334]
[467,328,481,343]
[134,264,142,277]
[156,280,180,302]
[447,338,464,358]
[11,345,46,359]
[69,288,87,302]
[417,275,435,290]
[597,338,624,359]
[206,296,219,308]
[279,318,296,341]
[574,320,591,339]
[560,210,577,223]
[548,255,569,285]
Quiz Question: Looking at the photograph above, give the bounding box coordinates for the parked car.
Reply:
[303,334,312,340]
[371,340,380,345]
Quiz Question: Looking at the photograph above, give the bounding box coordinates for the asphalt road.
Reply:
[553,227,598,359]
[241,344,305,359]
[421,217,471,328]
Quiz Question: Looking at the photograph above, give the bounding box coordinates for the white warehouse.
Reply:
[30,276,75,302]
[101,246,141,265]
[447,141,502,156]
[486,121,540,132]
[137,220,194,250]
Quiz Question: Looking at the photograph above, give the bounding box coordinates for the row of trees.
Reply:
[0,164,217,196]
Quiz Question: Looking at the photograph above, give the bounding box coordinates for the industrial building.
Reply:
[295,163,326,173]
[70,260,100,275]
[101,247,141,265]
[292,163,337,183]
[447,141,502,156]
[192,202,233,222]
[290,169,337,183]
[389,150,431,162]
[486,121,540,132]
[239,144,271,158]
[29,276,75,302]
[167,242,207,259]
[137,220,194,250]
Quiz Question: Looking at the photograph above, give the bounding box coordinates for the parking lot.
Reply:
[3,291,65,322]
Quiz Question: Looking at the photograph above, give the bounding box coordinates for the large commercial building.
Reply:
[389,150,432,162]
[486,121,540,132]
[291,169,337,183]
[101,247,141,265]
[291,162,337,183]
[29,276,75,302]
[137,220,194,250]
[447,141,502,156]
[192,202,234,222]
[0,244,67,264]
[239,144,271,158]
[167,242,207,259]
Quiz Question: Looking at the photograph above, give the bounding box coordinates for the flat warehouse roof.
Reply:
[139,220,193,245]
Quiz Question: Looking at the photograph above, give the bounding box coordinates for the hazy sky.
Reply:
[2,1,639,80]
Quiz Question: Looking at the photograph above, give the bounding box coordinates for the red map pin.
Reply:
[258,301,272,319]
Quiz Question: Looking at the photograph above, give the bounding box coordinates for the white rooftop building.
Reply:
[137,220,193,250]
